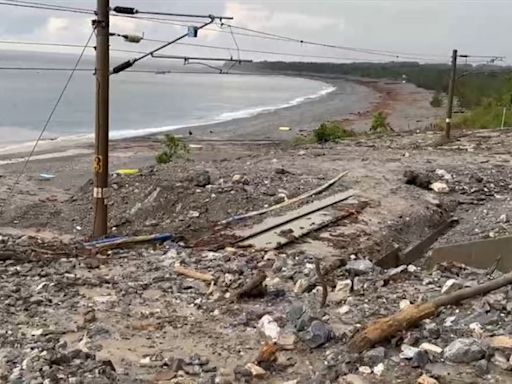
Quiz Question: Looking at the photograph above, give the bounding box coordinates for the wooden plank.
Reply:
[239,209,351,250]
[234,189,356,242]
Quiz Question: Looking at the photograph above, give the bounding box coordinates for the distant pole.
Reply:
[93,0,110,237]
[445,49,458,139]
[501,107,507,129]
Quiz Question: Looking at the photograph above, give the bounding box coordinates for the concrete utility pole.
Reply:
[444,49,458,139]
[93,0,110,237]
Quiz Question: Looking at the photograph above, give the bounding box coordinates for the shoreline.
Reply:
[0,75,375,158]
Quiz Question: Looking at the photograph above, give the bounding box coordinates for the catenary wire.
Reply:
[0,29,95,215]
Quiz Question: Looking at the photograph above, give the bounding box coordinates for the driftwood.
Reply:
[220,171,348,224]
[234,271,267,300]
[174,265,214,282]
[348,270,512,353]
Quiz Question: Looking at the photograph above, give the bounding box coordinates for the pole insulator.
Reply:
[112,6,137,15]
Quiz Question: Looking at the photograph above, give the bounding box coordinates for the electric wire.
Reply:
[0,29,95,214]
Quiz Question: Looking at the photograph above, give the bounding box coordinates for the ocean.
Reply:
[0,50,334,145]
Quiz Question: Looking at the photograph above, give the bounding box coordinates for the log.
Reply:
[348,270,512,353]
[174,264,214,282]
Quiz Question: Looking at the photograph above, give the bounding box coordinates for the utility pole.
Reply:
[93,0,110,237]
[444,49,458,139]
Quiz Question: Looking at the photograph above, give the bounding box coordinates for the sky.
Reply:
[0,0,511,65]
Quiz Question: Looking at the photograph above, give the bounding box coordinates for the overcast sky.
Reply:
[0,0,511,65]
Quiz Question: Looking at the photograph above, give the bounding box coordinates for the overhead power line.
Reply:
[0,0,93,14]
[0,28,94,214]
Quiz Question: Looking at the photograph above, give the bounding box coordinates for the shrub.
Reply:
[155,134,190,164]
[370,111,393,133]
[430,91,443,108]
[313,121,353,143]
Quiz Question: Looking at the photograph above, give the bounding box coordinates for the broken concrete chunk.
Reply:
[357,366,372,375]
[298,320,332,348]
[257,315,280,341]
[443,338,486,363]
[441,279,463,294]
[399,299,411,310]
[345,259,374,275]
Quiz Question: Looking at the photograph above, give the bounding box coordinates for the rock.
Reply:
[294,278,308,293]
[407,265,419,273]
[417,374,439,384]
[475,359,489,375]
[192,170,211,187]
[357,366,372,375]
[244,363,265,378]
[404,170,432,190]
[411,349,429,368]
[257,315,280,341]
[419,342,443,355]
[492,351,512,371]
[430,181,450,193]
[373,362,384,376]
[232,174,242,183]
[363,347,385,366]
[345,259,374,276]
[399,299,411,310]
[339,374,370,384]
[443,338,486,363]
[272,193,288,204]
[441,279,463,294]
[499,214,509,223]
[188,210,200,218]
[276,332,296,350]
[400,344,419,360]
[329,280,352,303]
[435,169,453,181]
[298,320,332,349]
[337,305,351,315]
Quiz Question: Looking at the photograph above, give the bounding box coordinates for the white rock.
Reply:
[373,362,385,376]
[337,305,351,315]
[188,210,200,218]
[407,265,419,273]
[399,299,411,310]
[441,279,463,294]
[232,174,242,182]
[469,322,484,338]
[294,278,308,293]
[245,363,266,378]
[435,169,453,181]
[499,214,509,223]
[329,279,352,303]
[430,181,450,193]
[419,342,443,355]
[444,316,456,327]
[400,344,419,359]
[358,366,372,375]
[257,314,280,341]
